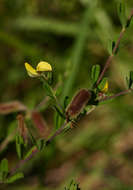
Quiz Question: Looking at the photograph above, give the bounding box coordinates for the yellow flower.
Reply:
[25,63,40,77]
[36,61,52,72]
[25,61,52,78]
[101,81,108,93]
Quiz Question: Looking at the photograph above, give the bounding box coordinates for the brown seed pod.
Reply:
[16,114,28,144]
[66,89,92,120]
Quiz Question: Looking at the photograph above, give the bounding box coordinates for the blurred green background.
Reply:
[0,0,133,189]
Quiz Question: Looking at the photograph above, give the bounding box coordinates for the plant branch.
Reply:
[9,86,133,177]
[96,9,133,86]
[96,28,125,86]
[100,89,132,102]
[10,147,38,176]
[9,121,69,176]
[46,121,68,145]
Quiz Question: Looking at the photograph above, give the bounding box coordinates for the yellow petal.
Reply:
[36,61,52,72]
[25,63,40,77]
[101,81,108,93]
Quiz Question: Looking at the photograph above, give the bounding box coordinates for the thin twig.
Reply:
[96,28,125,86]
[10,147,38,176]
[96,9,133,86]
[9,121,68,176]
[100,89,132,102]
[41,75,64,113]
[46,121,68,145]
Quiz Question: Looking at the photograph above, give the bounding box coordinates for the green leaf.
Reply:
[126,76,130,88]
[54,111,62,130]
[16,134,24,159]
[64,96,69,109]
[55,85,62,97]
[41,79,55,99]
[107,39,115,55]
[36,139,45,151]
[64,180,80,190]
[129,71,133,89]
[24,146,36,159]
[117,1,127,28]
[0,172,3,181]
[27,126,37,146]
[5,172,24,183]
[126,15,133,28]
[0,158,8,180]
[54,105,65,119]
[98,77,108,91]
[91,64,100,86]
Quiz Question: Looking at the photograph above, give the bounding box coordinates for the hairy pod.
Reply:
[66,89,92,120]
[17,114,28,144]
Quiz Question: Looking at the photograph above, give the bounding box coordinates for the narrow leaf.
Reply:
[65,180,80,190]
[126,76,130,89]
[117,1,127,28]
[16,134,23,159]
[91,64,100,86]
[54,111,62,129]
[129,71,133,88]
[126,14,133,28]
[24,146,36,159]
[0,159,8,176]
[6,172,24,183]
[41,79,55,99]
[98,77,108,91]
[107,40,115,55]
[64,96,69,109]
[27,126,37,146]
[36,139,45,151]
[54,105,65,119]
[0,158,8,180]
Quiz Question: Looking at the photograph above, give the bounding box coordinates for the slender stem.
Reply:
[46,122,68,145]
[96,9,133,86]
[41,75,64,113]
[35,96,49,110]
[35,82,60,110]
[100,89,132,102]
[96,28,125,86]
[9,122,68,176]
[10,147,38,176]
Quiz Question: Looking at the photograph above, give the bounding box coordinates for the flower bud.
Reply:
[101,81,108,93]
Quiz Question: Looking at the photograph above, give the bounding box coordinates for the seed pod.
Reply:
[32,111,50,139]
[17,114,28,145]
[66,89,92,120]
